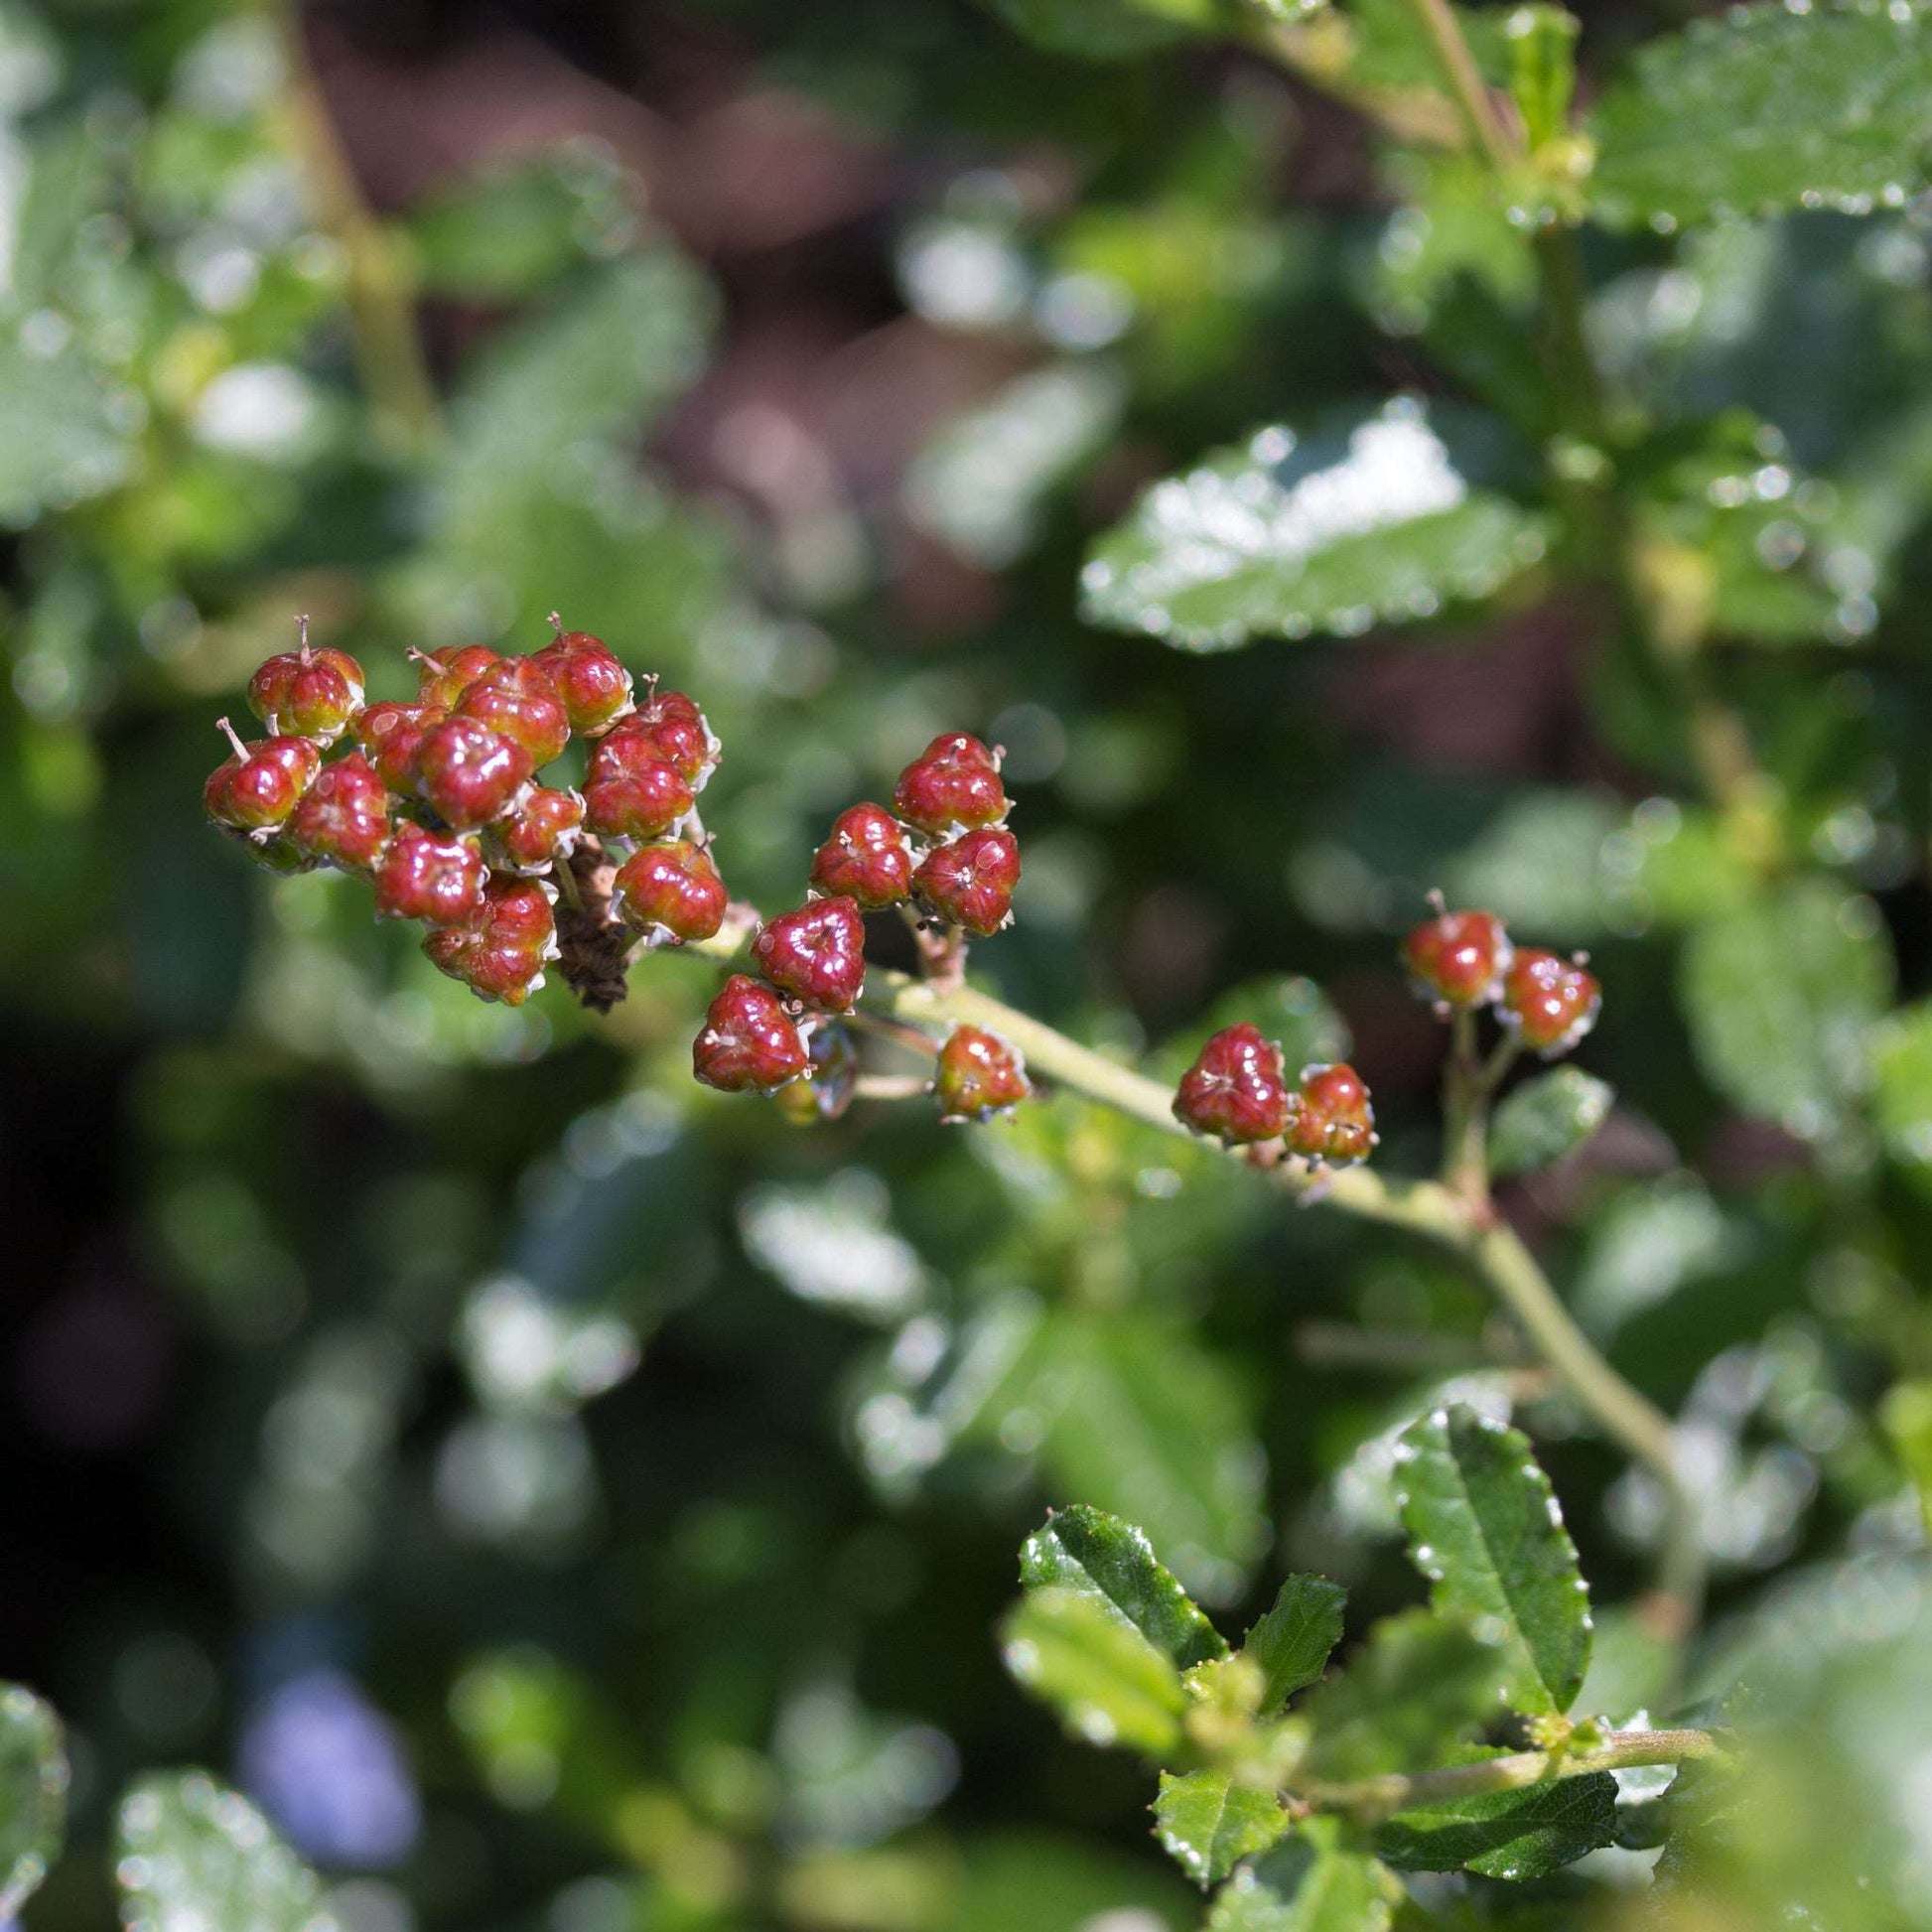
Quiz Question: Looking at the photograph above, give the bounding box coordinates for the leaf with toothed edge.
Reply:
[1206,1822,1398,1930]
[1373,1760,1620,1879]
[1393,1405,1591,1717]
[1241,1575,1347,1711]
[1300,1609,1507,1782]
[1589,0,1932,232]
[1020,1504,1230,1670]
[1000,1587,1187,1758]
[1154,1769,1291,1888]
[0,1685,66,1921]
[1078,398,1551,652]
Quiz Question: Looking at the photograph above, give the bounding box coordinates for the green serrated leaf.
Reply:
[115,1772,339,1932]
[1207,1823,1397,1931]
[0,1685,66,1919]
[1154,1769,1290,1888]
[1301,1609,1504,1781]
[1241,1576,1347,1711]
[979,0,1225,59]
[1034,1317,1267,1605]
[1489,1069,1615,1177]
[1591,0,1932,230]
[1021,1504,1229,1669]
[1679,875,1892,1143]
[1374,1765,1619,1878]
[1002,1587,1188,1757]
[1393,1405,1590,1717]
[1080,400,1550,651]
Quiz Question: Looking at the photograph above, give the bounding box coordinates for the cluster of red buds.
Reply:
[1173,1024,1377,1165]
[694,734,1028,1122]
[1403,900,1600,1055]
[204,615,725,1007]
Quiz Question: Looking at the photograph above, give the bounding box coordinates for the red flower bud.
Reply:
[751,896,867,1012]
[414,716,534,829]
[532,619,634,737]
[613,840,728,946]
[1403,908,1512,1011]
[693,975,810,1094]
[246,624,364,744]
[809,803,913,909]
[912,827,1020,936]
[1173,1024,1290,1145]
[934,1026,1032,1123]
[1499,950,1600,1057]
[493,786,587,873]
[892,733,1008,835]
[372,821,485,926]
[1285,1061,1376,1166]
[204,719,321,832]
[456,658,570,766]
[286,751,391,871]
[583,759,693,841]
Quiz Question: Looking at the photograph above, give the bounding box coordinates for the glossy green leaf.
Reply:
[979,0,1227,59]
[0,1685,66,1919]
[1301,1609,1504,1781]
[1872,1001,1932,1189]
[1591,0,1932,230]
[1035,1314,1268,1605]
[115,1772,339,1932]
[1489,1068,1615,1177]
[1393,1406,1590,1717]
[1679,876,1892,1143]
[1373,1765,1619,1878]
[1207,1824,1397,1931]
[1079,400,1551,650]
[1020,1504,1229,1670]
[1241,1575,1347,1710]
[1154,1769,1290,1887]
[1001,1587,1187,1757]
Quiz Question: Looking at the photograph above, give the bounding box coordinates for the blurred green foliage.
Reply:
[7,0,1932,1924]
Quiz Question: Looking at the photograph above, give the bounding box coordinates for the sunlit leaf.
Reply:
[1393,1405,1591,1717]
[115,1772,338,1932]
[1154,1769,1289,1887]
[1591,0,1932,230]
[1001,1587,1187,1757]
[1020,1503,1229,1669]
[1081,400,1550,650]
[0,1685,65,1920]
[1207,1822,1397,1931]
[1373,1763,1619,1878]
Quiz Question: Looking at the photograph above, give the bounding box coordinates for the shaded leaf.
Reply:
[1301,1609,1504,1781]
[1489,1069,1615,1177]
[0,1685,66,1919]
[115,1771,338,1932]
[1241,1575,1348,1711]
[1020,1503,1229,1670]
[1154,1769,1290,1887]
[1207,1823,1397,1931]
[0,338,133,528]
[1591,1,1932,230]
[1679,876,1891,1143]
[1373,1766,1619,1878]
[1080,399,1550,650]
[1001,1587,1186,1757]
[1393,1405,1590,1717]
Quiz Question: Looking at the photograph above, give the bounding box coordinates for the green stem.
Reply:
[1304,1726,1724,1821]
[1402,0,1518,170]
[265,0,442,457]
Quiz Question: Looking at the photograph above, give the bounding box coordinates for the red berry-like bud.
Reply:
[1173,1024,1291,1145]
[1403,908,1512,1011]
[493,786,587,873]
[594,690,719,789]
[751,896,867,1012]
[912,827,1020,936]
[934,1026,1032,1123]
[204,719,321,831]
[1499,949,1601,1057]
[354,699,445,795]
[247,623,364,743]
[809,803,913,909]
[772,1020,859,1125]
[693,975,811,1094]
[287,751,392,871]
[892,733,1008,835]
[1285,1061,1376,1166]
[583,759,693,841]
[533,619,635,736]
[372,821,486,926]
[414,716,534,829]
[456,659,571,766]
[412,644,501,711]
[613,840,727,947]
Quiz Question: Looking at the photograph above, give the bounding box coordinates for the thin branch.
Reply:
[1401,0,1518,171]
[1304,1726,1725,1822]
